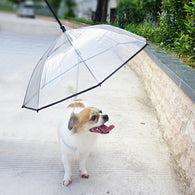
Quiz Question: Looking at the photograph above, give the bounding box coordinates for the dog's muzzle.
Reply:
[90,114,114,134]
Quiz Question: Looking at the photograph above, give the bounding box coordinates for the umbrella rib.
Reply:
[38,37,62,63]
[66,33,99,84]
[82,41,137,62]
[101,43,148,83]
[35,38,66,108]
[33,39,64,102]
[41,63,79,89]
[22,45,53,108]
[38,34,69,67]
[46,39,69,58]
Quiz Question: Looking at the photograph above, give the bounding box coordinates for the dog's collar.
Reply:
[60,137,77,152]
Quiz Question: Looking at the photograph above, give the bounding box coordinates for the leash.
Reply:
[58,127,77,152]
[60,137,77,152]
[73,63,80,113]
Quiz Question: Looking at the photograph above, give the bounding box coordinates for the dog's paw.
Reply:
[81,173,89,178]
[80,170,89,178]
[63,176,72,186]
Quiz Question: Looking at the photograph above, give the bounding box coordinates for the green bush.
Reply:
[138,0,162,22]
[159,0,190,47]
[117,0,145,28]
[118,0,194,66]
[125,21,161,43]
[174,1,195,63]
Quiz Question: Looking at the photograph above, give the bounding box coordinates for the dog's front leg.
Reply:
[62,154,72,186]
[79,152,89,178]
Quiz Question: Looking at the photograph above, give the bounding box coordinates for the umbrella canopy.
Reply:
[22,24,147,111]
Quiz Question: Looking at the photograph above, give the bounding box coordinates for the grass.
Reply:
[64,17,93,25]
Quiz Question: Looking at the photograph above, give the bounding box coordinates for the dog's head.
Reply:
[68,107,114,134]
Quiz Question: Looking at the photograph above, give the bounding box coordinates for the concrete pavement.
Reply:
[0,13,182,194]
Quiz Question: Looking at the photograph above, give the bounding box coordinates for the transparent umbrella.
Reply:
[22,2,147,112]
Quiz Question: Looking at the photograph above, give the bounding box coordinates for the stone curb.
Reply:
[145,44,195,103]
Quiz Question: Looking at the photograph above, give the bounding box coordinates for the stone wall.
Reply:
[129,49,195,194]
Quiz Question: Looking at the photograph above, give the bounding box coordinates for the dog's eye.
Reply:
[91,115,97,121]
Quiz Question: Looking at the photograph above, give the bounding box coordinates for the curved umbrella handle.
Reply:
[44,0,66,33]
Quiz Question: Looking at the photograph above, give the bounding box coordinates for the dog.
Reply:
[58,100,114,186]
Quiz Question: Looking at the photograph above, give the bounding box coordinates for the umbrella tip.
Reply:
[60,25,66,33]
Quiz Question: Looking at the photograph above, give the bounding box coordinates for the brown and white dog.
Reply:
[58,100,114,186]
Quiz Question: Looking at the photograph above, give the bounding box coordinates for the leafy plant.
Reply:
[125,21,161,43]
[118,0,194,67]
[174,1,195,63]
[138,0,162,22]
[159,0,190,47]
[117,0,145,28]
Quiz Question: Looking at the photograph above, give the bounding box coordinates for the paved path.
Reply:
[0,13,181,194]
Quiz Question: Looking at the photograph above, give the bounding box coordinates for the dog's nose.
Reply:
[103,114,109,121]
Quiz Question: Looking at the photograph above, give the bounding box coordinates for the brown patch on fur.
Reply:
[69,107,101,133]
[78,107,100,129]
[67,102,85,108]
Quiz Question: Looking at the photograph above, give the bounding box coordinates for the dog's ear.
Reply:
[68,113,79,130]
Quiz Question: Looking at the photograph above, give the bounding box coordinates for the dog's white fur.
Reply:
[58,100,107,185]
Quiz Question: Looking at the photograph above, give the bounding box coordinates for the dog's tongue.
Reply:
[90,125,115,134]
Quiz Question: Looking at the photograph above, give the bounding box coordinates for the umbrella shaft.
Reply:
[44,0,66,32]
